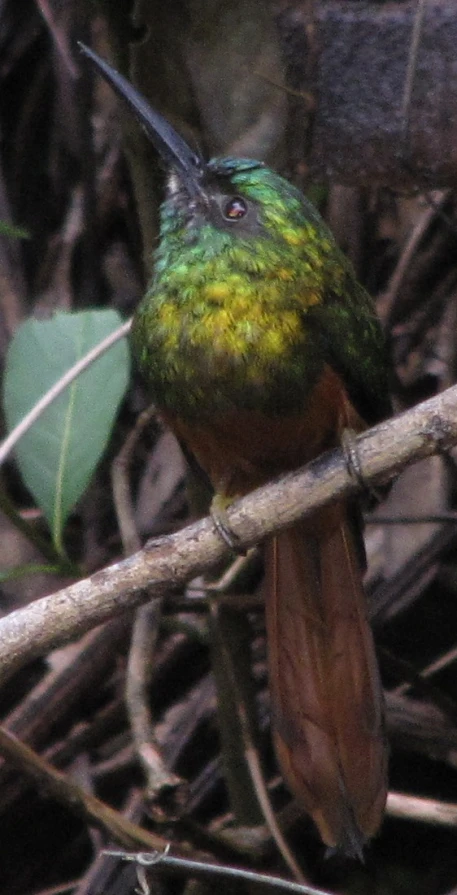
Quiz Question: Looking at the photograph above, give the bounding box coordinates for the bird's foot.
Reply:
[341,427,382,504]
[341,427,366,491]
[211,494,246,555]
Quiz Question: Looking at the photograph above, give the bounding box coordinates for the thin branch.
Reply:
[1,383,457,682]
[0,318,131,467]
[378,192,449,322]
[387,791,457,828]
[111,403,156,555]
[209,599,304,881]
[0,726,174,854]
[112,403,184,802]
[393,643,457,697]
[36,0,79,78]
[126,598,184,803]
[103,848,332,895]
[400,0,428,150]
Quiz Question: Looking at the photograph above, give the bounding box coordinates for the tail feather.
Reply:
[265,502,387,856]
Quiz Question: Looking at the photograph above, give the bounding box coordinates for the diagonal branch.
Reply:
[0,383,457,683]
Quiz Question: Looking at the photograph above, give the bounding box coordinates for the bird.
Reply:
[80,43,390,857]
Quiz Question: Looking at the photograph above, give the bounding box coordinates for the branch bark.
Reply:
[1,384,457,684]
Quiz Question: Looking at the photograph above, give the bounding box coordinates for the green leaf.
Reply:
[0,564,64,583]
[3,310,130,554]
[0,220,30,239]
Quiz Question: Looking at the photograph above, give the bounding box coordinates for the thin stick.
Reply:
[393,643,457,697]
[209,600,304,881]
[387,791,457,828]
[0,725,173,853]
[103,848,332,895]
[112,404,184,800]
[111,404,156,555]
[400,0,428,148]
[378,193,448,321]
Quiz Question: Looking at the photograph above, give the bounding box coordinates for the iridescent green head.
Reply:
[79,44,389,423]
[78,42,325,258]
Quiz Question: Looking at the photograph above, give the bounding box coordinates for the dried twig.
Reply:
[400,0,428,151]
[209,599,304,880]
[0,726,175,854]
[112,404,184,805]
[111,403,156,556]
[103,848,333,895]
[126,598,184,805]
[0,618,127,812]
[393,643,457,698]
[378,192,450,322]
[35,0,78,78]
[387,791,457,828]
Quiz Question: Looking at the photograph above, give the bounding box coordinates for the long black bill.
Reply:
[78,42,206,199]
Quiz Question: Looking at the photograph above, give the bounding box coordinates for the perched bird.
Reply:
[80,44,390,857]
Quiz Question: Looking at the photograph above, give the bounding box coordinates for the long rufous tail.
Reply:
[265,503,387,857]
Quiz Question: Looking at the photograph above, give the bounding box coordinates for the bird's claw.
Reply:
[341,428,366,490]
[211,495,246,555]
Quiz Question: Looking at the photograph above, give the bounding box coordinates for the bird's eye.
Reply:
[222,196,248,221]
